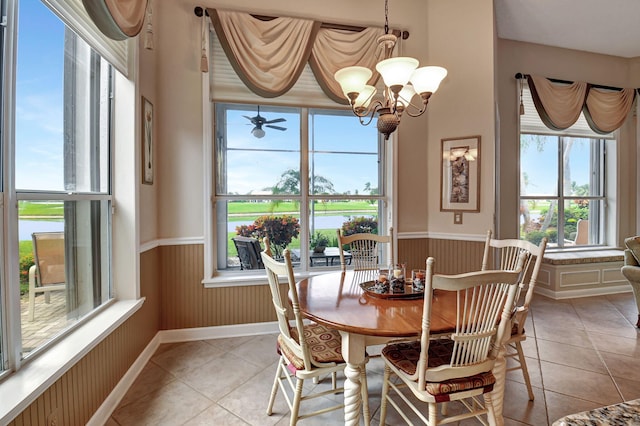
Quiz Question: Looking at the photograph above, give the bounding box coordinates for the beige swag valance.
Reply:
[208,8,386,104]
[83,0,148,40]
[527,74,636,135]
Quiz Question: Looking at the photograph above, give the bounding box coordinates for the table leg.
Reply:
[485,344,506,426]
[340,331,367,426]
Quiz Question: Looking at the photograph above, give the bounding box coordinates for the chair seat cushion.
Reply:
[278,323,343,370]
[382,340,496,400]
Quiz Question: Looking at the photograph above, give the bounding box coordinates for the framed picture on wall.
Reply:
[142,96,154,185]
[440,135,480,212]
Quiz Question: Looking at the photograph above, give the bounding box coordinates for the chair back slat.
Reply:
[336,227,393,272]
[261,248,315,370]
[418,256,525,386]
[481,230,547,325]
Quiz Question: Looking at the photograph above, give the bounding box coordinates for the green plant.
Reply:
[20,253,34,295]
[236,214,300,258]
[310,231,330,252]
[341,216,378,236]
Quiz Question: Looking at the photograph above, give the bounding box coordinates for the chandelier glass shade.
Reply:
[334,1,447,140]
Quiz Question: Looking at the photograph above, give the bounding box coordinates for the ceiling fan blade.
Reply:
[242,115,254,121]
[264,118,286,124]
[266,125,287,131]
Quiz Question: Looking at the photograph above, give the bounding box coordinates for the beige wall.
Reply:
[496,39,638,241]
[154,0,497,239]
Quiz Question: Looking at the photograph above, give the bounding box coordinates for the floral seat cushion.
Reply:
[382,339,495,401]
[277,322,343,370]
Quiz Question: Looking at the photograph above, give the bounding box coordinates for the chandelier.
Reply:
[334,0,447,140]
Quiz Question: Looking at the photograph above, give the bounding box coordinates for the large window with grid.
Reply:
[0,0,114,377]
[519,86,611,249]
[214,103,388,273]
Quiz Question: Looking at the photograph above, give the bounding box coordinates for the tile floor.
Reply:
[107,292,640,425]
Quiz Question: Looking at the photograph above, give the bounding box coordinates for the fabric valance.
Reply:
[82,0,147,40]
[208,8,386,104]
[526,74,636,135]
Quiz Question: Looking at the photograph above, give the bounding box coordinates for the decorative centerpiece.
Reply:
[372,270,390,294]
[412,269,426,292]
[390,264,406,293]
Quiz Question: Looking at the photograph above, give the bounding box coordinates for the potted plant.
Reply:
[310,231,330,253]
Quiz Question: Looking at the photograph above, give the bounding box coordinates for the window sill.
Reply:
[0,298,144,424]
[543,248,624,265]
[203,268,340,288]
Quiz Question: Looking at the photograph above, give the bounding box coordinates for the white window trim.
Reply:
[201,77,396,285]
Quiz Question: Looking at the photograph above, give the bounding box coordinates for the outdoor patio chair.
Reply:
[261,247,370,425]
[481,229,547,401]
[379,256,525,425]
[232,236,264,270]
[28,232,66,321]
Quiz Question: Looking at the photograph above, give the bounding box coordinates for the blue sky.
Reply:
[224,107,380,195]
[15,0,65,191]
[520,135,591,196]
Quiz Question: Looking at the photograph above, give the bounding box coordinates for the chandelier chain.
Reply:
[384,0,389,34]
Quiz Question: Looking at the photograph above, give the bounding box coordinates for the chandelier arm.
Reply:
[352,99,383,126]
[403,92,432,117]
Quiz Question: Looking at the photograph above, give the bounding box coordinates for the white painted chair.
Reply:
[481,230,547,401]
[261,246,369,425]
[336,227,393,276]
[379,256,525,426]
[28,232,66,321]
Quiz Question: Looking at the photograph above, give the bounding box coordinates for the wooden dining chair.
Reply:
[336,227,393,274]
[481,230,547,401]
[261,247,370,425]
[379,256,525,426]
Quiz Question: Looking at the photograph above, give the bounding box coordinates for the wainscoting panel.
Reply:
[8,249,161,425]
[398,237,485,276]
[159,244,277,330]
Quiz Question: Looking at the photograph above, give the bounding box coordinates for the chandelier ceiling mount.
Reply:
[334,0,447,140]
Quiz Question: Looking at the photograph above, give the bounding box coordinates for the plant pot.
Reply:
[313,246,326,253]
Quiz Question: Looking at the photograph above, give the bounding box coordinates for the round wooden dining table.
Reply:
[296,270,510,426]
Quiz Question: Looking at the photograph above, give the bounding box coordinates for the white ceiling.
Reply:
[494,0,640,58]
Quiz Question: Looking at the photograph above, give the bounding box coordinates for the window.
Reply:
[1,0,113,373]
[518,86,610,249]
[214,103,387,273]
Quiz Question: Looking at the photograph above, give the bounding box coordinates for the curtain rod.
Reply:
[514,72,633,92]
[194,6,409,40]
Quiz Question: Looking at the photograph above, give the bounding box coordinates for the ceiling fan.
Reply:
[243,106,287,139]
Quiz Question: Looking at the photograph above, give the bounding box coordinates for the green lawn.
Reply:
[227,200,377,215]
[19,201,64,217]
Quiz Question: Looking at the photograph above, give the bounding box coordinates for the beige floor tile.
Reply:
[151,340,225,377]
[111,380,213,425]
[107,292,640,425]
[119,362,176,408]
[544,390,604,425]
[536,339,608,374]
[183,403,251,425]
[533,324,593,349]
[503,379,547,425]
[539,361,621,406]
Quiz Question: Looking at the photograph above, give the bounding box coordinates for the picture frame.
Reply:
[440,135,480,212]
[142,96,154,185]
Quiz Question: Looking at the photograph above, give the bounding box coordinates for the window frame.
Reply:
[205,102,391,283]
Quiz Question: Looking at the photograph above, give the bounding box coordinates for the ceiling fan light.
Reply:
[252,127,266,139]
[410,66,448,95]
[375,57,419,88]
[334,66,373,99]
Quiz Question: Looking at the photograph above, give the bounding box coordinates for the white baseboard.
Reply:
[87,333,161,426]
[535,284,632,300]
[89,321,279,425]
